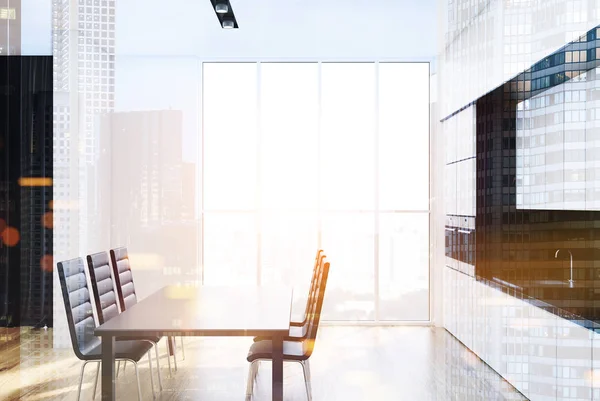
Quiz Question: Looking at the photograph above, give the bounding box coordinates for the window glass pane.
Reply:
[379,213,429,320]
[200,62,430,322]
[203,213,257,285]
[379,63,429,210]
[203,63,257,210]
[321,63,375,210]
[260,63,319,211]
[321,213,375,320]
[260,212,318,318]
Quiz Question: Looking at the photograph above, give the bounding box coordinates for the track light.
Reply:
[215,3,228,13]
[210,0,238,29]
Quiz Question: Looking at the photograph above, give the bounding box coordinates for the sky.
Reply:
[21,0,51,55]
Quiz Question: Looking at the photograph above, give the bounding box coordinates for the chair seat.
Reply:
[247,340,310,362]
[82,339,154,361]
[253,325,305,342]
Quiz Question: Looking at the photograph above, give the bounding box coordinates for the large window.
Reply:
[202,62,430,321]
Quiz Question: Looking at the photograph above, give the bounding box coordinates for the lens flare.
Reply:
[18,177,52,187]
[42,212,53,229]
[165,286,196,299]
[1,226,20,246]
[40,255,53,272]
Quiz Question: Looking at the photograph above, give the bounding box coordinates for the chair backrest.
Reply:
[109,246,138,312]
[301,249,323,322]
[86,251,119,325]
[57,257,100,360]
[304,254,330,356]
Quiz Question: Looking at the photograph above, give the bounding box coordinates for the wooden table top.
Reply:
[95,285,293,337]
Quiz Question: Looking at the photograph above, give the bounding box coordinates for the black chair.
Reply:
[245,255,330,401]
[110,246,182,375]
[86,251,162,393]
[253,250,323,343]
[57,257,155,401]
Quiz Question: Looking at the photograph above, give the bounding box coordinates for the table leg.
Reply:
[167,336,175,356]
[272,334,284,401]
[101,335,116,401]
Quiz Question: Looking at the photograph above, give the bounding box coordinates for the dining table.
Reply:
[95,285,293,401]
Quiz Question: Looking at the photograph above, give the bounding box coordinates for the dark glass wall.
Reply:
[475,26,600,321]
[0,56,53,327]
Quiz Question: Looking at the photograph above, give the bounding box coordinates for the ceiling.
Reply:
[116,0,438,59]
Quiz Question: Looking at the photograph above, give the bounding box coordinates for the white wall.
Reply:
[430,73,445,327]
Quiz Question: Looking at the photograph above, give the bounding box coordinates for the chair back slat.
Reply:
[304,255,330,356]
[110,247,138,312]
[301,250,323,322]
[305,253,325,318]
[57,257,100,360]
[86,251,119,324]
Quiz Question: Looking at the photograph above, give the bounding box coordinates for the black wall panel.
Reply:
[0,56,53,327]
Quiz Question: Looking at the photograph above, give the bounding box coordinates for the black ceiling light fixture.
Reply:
[210,0,238,29]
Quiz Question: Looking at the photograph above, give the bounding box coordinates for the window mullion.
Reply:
[200,61,205,285]
[256,62,262,286]
[374,62,380,323]
[317,61,322,249]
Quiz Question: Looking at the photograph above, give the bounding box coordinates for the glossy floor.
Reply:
[0,326,526,401]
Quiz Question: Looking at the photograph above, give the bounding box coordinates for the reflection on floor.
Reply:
[0,326,526,401]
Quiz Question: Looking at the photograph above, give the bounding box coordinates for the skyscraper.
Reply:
[76,0,116,162]
[52,0,116,344]
[76,0,116,253]
[52,0,116,257]
[99,110,198,285]
[101,110,187,228]
[52,0,76,261]
[0,0,20,55]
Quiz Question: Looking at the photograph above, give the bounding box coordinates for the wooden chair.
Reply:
[245,254,330,401]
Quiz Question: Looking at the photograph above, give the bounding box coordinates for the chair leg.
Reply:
[92,361,100,400]
[166,340,173,377]
[154,342,163,390]
[300,360,313,401]
[180,337,185,360]
[245,360,257,400]
[132,360,143,401]
[76,361,90,401]
[252,360,259,382]
[172,338,178,371]
[147,351,156,399]
[116,360,121,377]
